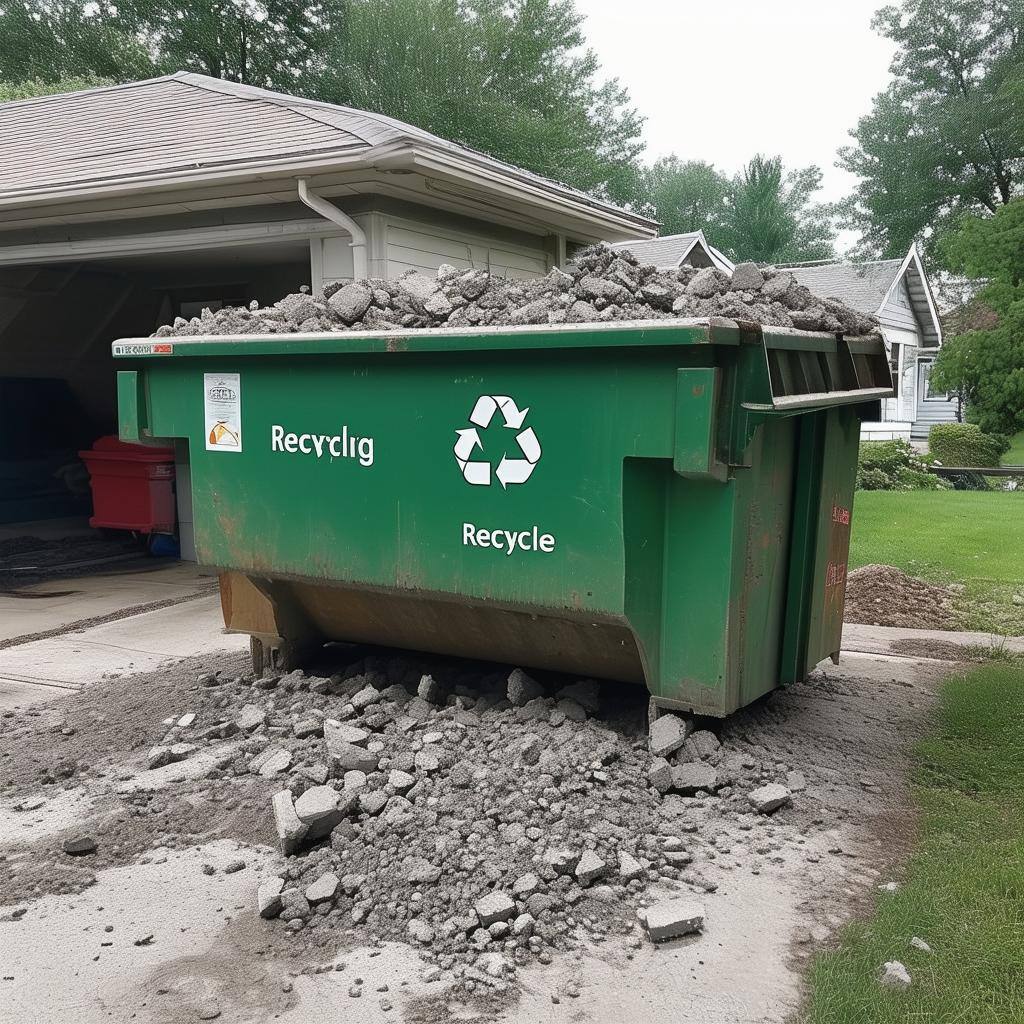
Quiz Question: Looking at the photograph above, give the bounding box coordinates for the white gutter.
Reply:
[297,177,367,279]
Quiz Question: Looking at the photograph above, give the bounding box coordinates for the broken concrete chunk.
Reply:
[417,674,442,703]
[407,918,436,944]
[574,851,608,887]
[359,790,388,816]
[648,757,674,793]
[680,729,720,762]
[644,898,705,941]
[305,871,340,904]
[617,851,645,882]
[671,762,719,795]
[236,705,266,732]
[520,735,542,766]
[327,282,373,324]
[349,685,380,711]
[910,936,932,953]
[62,835,97,856]
[324,719,370,749]
[649,713,692,758]
[257,749,293,777]
[293,717,323,739]
[512,872,542,898]
[388,769,415,792]
[880,961,911,989]
[556,679,601,714]
[414,750,441,773]
[747,783,791,814]
[730,262,765,291]
[294,785,356,840]
[507,668,543,707]
[474,891,516,927]
[328,740,378,776]
[272,790,309,855]
[257,876,286,918]
[542,848,580,876]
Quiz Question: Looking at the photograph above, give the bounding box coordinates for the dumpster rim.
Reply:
[110,318,866,359]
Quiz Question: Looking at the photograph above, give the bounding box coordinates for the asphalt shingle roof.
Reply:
[776,260,902,315]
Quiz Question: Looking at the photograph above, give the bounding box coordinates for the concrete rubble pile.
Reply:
[144,654,798,992]
[153,244,879,339]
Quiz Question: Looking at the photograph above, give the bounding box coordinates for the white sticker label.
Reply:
[204,373,242,453]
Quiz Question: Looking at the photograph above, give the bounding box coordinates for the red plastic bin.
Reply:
[79,435,177,534]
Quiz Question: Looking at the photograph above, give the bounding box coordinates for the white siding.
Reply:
[384,220,549,280]
[878,277,919,332]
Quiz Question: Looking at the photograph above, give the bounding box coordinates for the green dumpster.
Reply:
[113,318,891,716]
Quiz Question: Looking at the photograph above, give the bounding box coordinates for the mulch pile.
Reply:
[843,564,960,630]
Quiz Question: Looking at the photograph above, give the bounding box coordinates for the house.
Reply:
[777,246,954,441]
[0,73,656,536]
[610,231,735,274]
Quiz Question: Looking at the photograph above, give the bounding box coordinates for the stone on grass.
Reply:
[747,783,791,814]
[910,936,932,953]
[649,713,692,757]
[507,668,543,707]
[643,899,706,941]
[880,961,912,989]
[272,790,309,855]
[475,891,516,927]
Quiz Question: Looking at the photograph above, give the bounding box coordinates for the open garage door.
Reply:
[0,240,311,561]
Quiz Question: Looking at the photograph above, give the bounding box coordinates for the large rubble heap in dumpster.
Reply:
[154,244,879,338]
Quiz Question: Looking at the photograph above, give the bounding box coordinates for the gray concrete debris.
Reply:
[747,783,792,814]
[272,789,309,855]
[643,898,706,941]
[305,872,340,904]
[475,891,516,927]
[786,770,807,793]
[257,748,293,777]
[294,785,357,841]
[541,849,580,876]
[62,835,97,856]
[647,757,674,793]
[910,936,932,953]
[156,245,880,341]
[617,851,645,882]
[324,720,370,748]
[408,918,436,944]
[671,762,719,795]
[680,729,721,762]
[236,704,266,732]
[328,740,378,776]
[556,679,601,714]
[257,877,286,919]
[417,674,443,704]
[880,961,912,989]
[507,668,543,707]
[649,713,692,758]
[729,262,765,291]
[574,851,608,886]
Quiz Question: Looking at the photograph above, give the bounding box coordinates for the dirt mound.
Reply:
[843,564,960,630]
[153,244,880,339]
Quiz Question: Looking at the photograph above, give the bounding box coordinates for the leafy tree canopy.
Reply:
[640,154,836,263]
[0,0,645,202]
[931,198,1024,434]
[839,0,1024,261]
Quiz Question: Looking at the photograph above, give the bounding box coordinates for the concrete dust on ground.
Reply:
[843,564,959,630]
[0,636,951,1023]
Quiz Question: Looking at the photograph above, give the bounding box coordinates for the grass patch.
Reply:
[850,491,1024,634]
[1001,430,1024,467]
[805,663,1024,1023]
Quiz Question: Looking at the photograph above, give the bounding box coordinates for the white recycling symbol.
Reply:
[453,395,542,488]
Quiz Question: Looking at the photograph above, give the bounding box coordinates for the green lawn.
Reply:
[850,491,1024,634]
[805,663,1024,1023]
[1002,430,1024,467]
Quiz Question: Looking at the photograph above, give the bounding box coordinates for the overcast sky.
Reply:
[577,0,897,206]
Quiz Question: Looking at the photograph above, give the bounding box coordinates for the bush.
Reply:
[857,439,949,491]
[929,423,1010,468]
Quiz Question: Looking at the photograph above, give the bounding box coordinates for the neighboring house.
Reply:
[778,246,954,441]
[610,231,735,274]
[0,72,656,536]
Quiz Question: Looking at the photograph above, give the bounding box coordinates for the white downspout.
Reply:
[296,177,368,281]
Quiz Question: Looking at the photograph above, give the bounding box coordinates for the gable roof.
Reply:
[609,231,735,274]
[0,73,656,240]
[777,246,942,347]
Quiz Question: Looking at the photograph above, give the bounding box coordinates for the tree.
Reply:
[0,0,645,205]
[931,198,1024,434]
[638,154,835,263]
[0,76,114,102]
[638,157,730,238]
[839,0,1024,260]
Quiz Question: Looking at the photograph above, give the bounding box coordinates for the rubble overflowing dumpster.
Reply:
[113,316,891,715]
